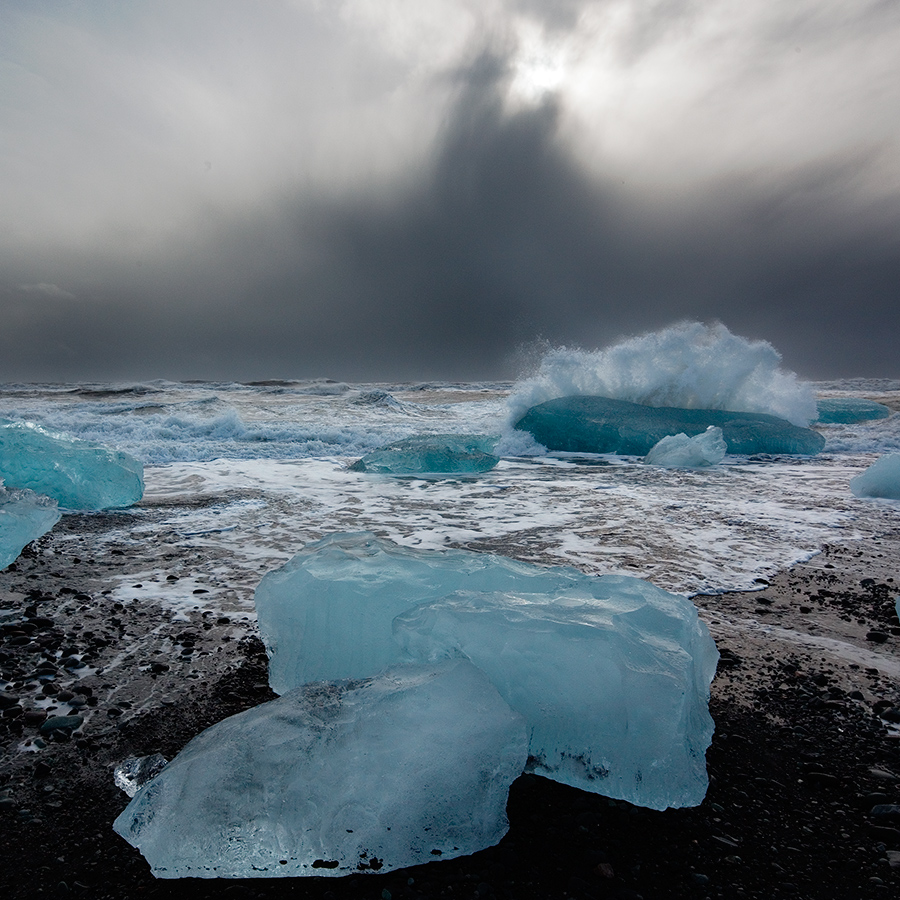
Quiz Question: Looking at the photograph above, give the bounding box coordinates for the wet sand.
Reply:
[1,514,899,899]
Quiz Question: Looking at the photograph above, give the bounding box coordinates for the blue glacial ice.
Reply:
[255,533,717,810]
[0,482,61,570]
[394,585,717,810]
[257,532,629,691]
[0,420,143,510]
[113,660,527,878]
[850,453,900,499]
[349,434,499,476]
[644,426,727,468]
[814,397,890,424]
[514,396,826,457]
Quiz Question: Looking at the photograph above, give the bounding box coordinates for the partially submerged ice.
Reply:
[349,434,499,476]
[644,426,727,468]
[0,481,60,570]
[113,660,527,878]
[850,453,900,500]
[0,420,143,510]
[815,397,890,424]
[395,585,718,809]
[256,533,717,809]
[514,396,825,456]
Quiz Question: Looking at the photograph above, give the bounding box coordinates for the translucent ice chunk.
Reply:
[349,434,499,476]
[114,754,169,798]
[0,481,60,570]
[256,532,626,693]
[113,660,527,878]
[514,396,825,456]
[850,453,900,500]
[814,397,890,424]
[394,585,718,810]
[644,426,727,468]
[0,420,143,510]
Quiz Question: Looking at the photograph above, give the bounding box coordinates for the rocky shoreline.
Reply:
[1,515,899,899]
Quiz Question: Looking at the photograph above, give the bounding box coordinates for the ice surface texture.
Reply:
[850,453,900,499]
[113,660,527,878]
[0,420,144,510]
[815,397,890,424]
[395,585,718,810]
[258,532,623,691]
[256,533,717,809]
[515,396,825,457]
[0,420,143,510]
[349,434,499,475]
[0,482,60,570]
[644,426,727,468]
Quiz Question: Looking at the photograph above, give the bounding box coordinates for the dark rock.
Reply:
[38,715,83,735]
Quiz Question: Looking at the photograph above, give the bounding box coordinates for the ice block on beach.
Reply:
[113,660,527,878]
[349,433,499,475]
[0,420,143,510]
[0,481,60,569]
[514,396,826,456]
[394,584,718,810]
[257,532,618,692]
[255,532,718,810]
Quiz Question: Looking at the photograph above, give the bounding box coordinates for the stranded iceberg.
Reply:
[255,534,717,809]
[116,533,718,878]
[514,396,825,457]
[0,420,143,510]
[114,660,527,878]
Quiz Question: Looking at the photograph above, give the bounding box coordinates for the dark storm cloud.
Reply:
[1,1,899,382]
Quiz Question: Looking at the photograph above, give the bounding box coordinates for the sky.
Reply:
[1,0,899,383]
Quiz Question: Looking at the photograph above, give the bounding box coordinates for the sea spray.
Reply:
[506,322,818,427]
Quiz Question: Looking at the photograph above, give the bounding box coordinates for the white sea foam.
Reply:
[506,322,818,427]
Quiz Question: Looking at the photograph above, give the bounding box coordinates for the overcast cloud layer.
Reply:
[1,0,899,382]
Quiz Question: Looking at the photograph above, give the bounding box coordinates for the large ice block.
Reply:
[394,584,717,810]
[0,420,143,510]
[349,434,499,475]
[815,397,890,424]
[514,396,825,456]
[113,660,527,878]
[850,453,900,500]
[0,482,60,570]
[644,426,727,468]
[256,532,617,693]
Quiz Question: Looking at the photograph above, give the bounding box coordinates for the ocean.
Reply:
[2,363,899,624]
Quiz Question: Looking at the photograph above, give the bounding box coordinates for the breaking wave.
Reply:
[507,322,818,427]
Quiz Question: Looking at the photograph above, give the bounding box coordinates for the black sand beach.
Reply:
[1,516,899,900]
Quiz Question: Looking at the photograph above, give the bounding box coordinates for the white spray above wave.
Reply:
[506,322,818,427]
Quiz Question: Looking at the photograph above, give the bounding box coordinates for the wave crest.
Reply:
[507,322,817,427]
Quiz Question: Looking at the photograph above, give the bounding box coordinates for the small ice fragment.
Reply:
[114,754,169,798]
[644,426,727,468]
[850,453,900,500]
